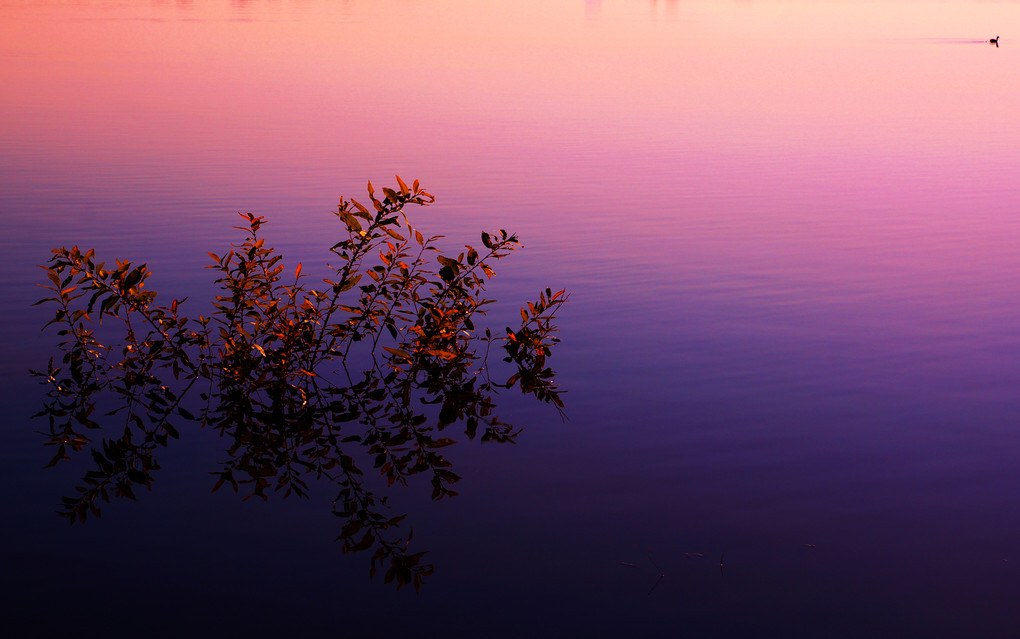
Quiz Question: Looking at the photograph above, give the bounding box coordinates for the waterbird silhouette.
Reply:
[990,36,999,47]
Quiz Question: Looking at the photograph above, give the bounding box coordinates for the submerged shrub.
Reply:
[32,177,566,591]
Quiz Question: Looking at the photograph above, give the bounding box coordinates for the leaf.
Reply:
[351,199,370,215]
[437,255,459,270]
[123,268,143,291]
[336,274,362,292]
[426,438,457,449]
[340,212,363,232]
[350,531,375,553]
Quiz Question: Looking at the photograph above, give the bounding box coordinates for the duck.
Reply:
[990,36,999,46]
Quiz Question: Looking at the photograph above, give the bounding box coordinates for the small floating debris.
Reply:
[648,555,666,577]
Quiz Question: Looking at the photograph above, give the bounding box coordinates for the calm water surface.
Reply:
[2,1,1018,636]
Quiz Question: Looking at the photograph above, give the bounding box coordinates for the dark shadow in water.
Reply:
[31,178,566,592]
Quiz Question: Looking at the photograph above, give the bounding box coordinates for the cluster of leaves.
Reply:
[32,177,566,591]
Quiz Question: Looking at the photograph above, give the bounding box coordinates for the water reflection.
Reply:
[32,180,566,591]
[649,0,681,20]
[4,0,1020,634]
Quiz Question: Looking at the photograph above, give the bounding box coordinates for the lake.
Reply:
[2,0,1018,636]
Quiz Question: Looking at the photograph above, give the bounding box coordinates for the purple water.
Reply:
[2,1,1018,636]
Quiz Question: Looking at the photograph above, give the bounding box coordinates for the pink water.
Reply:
[2,1,1019,636]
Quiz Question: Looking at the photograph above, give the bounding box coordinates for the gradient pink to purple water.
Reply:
[2,1,1018,636]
